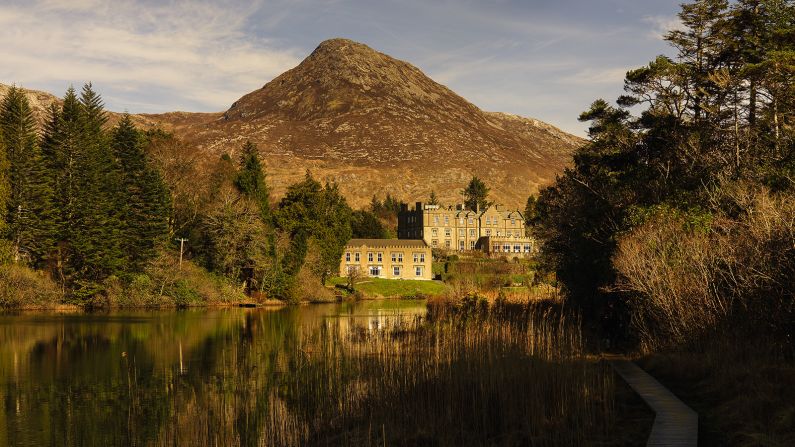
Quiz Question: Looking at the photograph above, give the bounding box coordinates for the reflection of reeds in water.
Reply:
[148,299,615,446]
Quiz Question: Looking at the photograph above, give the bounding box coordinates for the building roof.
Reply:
[346,238,428,248]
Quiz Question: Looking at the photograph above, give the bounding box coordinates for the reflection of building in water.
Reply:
[321,308,426,336]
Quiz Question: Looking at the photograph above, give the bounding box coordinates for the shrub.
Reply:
[614,185,795,351]
[0,264,63,308]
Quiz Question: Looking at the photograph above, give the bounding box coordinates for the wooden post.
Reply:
[175,238,188,270]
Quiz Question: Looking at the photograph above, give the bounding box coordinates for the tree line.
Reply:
[0,85,357,303]
[533,0,794,348]
[0,85,171,299]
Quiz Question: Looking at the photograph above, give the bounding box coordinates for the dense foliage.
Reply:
[535,0,795,348]
[463,175,490,211]
[0,84,171,299]
[0,86,357,305]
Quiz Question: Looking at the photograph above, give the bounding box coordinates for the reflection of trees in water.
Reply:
[0,302,617,447]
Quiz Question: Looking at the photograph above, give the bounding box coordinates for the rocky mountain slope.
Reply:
[3,38,583,209]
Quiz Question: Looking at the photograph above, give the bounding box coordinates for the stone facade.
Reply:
[397,202,536,257]
[339,239,433,280]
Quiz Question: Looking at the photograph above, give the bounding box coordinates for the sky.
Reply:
[0,0,685,136]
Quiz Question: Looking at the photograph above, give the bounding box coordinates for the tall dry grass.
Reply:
[146,299,616,446]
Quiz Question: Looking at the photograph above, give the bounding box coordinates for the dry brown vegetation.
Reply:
[614,184,795,352]
[143,298,641,446]
[612,183,795,445]
[0,263,63,308]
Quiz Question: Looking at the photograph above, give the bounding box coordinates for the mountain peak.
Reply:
[312,38,375,55]
[224,38,475,122]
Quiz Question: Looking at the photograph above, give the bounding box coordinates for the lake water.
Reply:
[0,300,426,446]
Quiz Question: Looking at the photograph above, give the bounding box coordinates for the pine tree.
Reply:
[464,176,490,211]
[234,140,270,222]
[0,115,8,243]
[41,89,81,243]
[68,84,125,295]
[111,114,171,270]
[524,194,537,229]
[428,191,439,205]
[0,86,56,265]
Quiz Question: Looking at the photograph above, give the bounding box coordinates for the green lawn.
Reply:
[329,276,448,298]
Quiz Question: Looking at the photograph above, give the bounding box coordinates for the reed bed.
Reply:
[145,297,616,446]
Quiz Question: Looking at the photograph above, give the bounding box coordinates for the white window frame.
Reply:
[393,266,401,276]
[415,266,423,277]
[368,252,373,262]
[355,252,360,262]
[345,252,351,262]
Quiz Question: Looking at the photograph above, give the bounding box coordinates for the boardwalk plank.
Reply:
[610,359,698,447]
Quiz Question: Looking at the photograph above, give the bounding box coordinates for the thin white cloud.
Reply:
[559,67,628,86]
[642,15,684,41]
[0,0,303,112]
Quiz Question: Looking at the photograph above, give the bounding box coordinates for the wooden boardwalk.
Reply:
[610,359,698,446]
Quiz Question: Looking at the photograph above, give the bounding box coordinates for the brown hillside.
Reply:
[3,38,582,208]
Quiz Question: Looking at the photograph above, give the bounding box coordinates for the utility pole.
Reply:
[175,238,188,270]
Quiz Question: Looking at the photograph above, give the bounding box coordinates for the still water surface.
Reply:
[0,300,425,446]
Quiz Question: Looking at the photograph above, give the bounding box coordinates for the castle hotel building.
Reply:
[397,202,535,257]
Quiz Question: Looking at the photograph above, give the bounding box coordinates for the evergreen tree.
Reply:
[0,112,8,242]
[428,191,439,205]
[111,114,171,270]
[234,140,270,221]
[535,0,795,326]
[351,209,388,238]
[464,176,490,211]
[41,89,81,245]
[68,84,125,295]
[524,194,537,229]
[0,86,56,265]
[275,172,352,285]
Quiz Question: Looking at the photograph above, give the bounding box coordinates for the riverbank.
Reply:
[328,276,448,299]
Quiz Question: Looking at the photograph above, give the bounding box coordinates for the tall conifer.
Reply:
[234,140,270,221]
[68,84,124,294]
[111,114,171,269]
[0,86,56,265]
